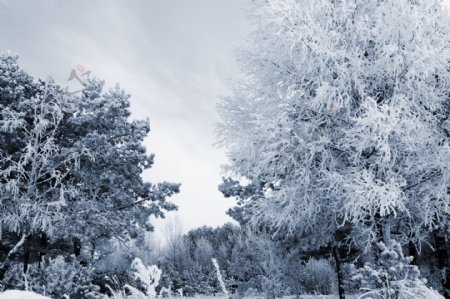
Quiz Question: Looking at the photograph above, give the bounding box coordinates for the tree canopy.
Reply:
[0,53,180,285]
[217,0,450,295]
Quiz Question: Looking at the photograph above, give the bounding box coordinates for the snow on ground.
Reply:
[0,292,365,299]
[0,290,51,299]
[0,293,361,299]
[190,296,359,299]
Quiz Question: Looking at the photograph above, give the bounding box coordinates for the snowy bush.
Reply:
[3,256,101,299]
[109,257,162,299]
[261,273,288,299]
[418,265,445,295]
[299,258,336,295]
[351,241,443,299]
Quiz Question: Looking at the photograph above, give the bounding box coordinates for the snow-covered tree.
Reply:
[0,54,84,280]
[53,78,180,261]
[0,78,82,280]
[217,0,450,295]
[0,53,180,287]
[351,241,444,299]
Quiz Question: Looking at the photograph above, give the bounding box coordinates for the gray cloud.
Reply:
[0,0,250,232]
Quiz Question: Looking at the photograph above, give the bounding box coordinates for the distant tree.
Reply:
[217,0,450,296]
[193,238,214,266]
[228,233,263,294]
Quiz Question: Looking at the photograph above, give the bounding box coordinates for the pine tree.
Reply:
[0,53,180,286]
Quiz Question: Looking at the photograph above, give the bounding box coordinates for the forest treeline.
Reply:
[155,222,344,297]
[153,221,447,298]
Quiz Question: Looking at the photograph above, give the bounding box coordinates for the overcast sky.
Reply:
[1,0,450,235]
[0,0,250,234]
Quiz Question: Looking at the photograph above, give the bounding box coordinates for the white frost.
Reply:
[0,290,52,299]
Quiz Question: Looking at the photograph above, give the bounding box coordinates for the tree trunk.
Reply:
[91,241,95,258]
[74,238,81,257]
[374,211,383,262]
[0,233,27,281]
[433,230,450,298]
[382,217,392,246]
[332,246,345,299]
[23,241,30,274]
[38,233,48,268]
[408,240,417,265]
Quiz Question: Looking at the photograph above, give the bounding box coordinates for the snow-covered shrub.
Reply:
[242,287,259,297]
[299,258,336,295]
[419,265,444,295]
[342,262,361,294]
[261,272,288,299]
[351,241,444,299]
[109,257,161,299]
[4,256,101,299]
[127,258,161,298]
